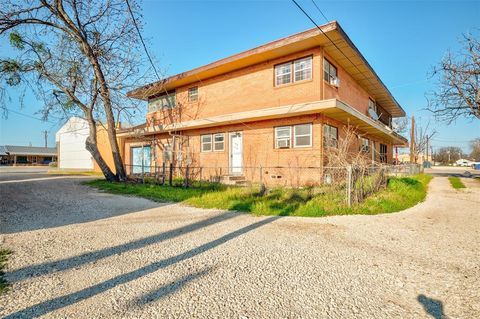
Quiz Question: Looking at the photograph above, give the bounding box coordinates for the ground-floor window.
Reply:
[293,123,312,147]
[275,126,291,148]
[201,133,224,152]
[131,145,151,174]
[213,133,225,151]
[380,143,388,163]
[16,156,28,163]
[201,135,212,152]
[359,137,369,152]
[371,141,376,161]
[323,124,338,148]
[275,123,312,149]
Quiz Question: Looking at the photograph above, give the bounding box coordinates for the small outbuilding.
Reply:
[56,117,94,170]
[0,145,57,165]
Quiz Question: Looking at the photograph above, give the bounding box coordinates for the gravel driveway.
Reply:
[0,173,479,318]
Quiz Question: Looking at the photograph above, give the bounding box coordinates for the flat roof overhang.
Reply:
[127,21,405,117]
[118,99,408,146]
[5,152,57,156]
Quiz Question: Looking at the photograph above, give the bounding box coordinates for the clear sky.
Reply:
[1,0,479,153]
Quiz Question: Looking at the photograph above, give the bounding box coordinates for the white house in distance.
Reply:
[55,117,94,170]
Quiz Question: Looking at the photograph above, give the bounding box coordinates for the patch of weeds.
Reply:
[448,176,466,189]
[0,249,12,294]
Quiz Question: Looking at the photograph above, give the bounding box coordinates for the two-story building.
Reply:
[121,21,407,184]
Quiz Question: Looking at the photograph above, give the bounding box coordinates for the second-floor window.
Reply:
[275,56,312,86]
[323,59,337,84]
[323,124,338,148]
[294,57,312,82]
[148,91,176,112]
[368,98,376,113]
[188,86,198,102]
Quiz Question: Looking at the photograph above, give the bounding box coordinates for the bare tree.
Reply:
[469,137,480,161]
[0,0,149,181]
[435,146,464,164]
[428,32,480,123]
[324,125,371,168]
[412,121,436,163]
[392,117,409,135]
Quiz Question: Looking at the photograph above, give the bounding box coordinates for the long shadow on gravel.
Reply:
[7,212,238,283]
[3,216,279,319]
[0,178,162,233]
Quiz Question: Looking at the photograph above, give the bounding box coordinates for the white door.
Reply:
[229,132,243,175]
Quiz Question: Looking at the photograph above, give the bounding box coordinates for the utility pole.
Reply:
[410,115,415,163]
[42,130,48,147]
[426,134,429,162]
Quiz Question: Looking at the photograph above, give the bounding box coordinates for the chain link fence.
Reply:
[125,163,423,207]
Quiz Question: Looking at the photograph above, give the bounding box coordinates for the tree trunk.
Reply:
[85,114,117,181]
[73,31,128,181]
[103,104,127,181]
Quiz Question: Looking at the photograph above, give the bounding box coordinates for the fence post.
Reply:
[154,161,157,183]
[199,167,203,188]
[184,165,190,188]
[162,162,166,185]
[346,165,352,207]
[141,163,145,184]
[169,163,173,186]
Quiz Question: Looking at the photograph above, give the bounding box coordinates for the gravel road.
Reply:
[0,174,479,318]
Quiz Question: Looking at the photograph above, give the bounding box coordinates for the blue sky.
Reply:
[1,0,479,152]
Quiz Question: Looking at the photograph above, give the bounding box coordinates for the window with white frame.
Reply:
[294,57,312,82]
[293,123,312,147]
[368,98,376,112]
[201,133,224,152]
[275,124,312,149]
[213,133,225,151]
[275,56,312,86]
[323,59,337,84]
[188,86,198,102]
[201,134,212,152]
[359,137,369,152]
[275,126,291,148]
[275,62,292,86]
[323,124,338,148]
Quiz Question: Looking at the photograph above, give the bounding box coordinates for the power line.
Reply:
[310,0,329,22]
[290,0,382,98]
[125,0,160,81]
[2,108,57,124]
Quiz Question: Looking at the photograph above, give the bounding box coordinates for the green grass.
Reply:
[85,173,432,217]
[0,249,12,294]
[448,176,466,189]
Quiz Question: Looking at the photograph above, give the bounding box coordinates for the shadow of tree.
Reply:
[3,216,278,318]
[417,294,446,319]
[7,212,238,283]
[134,267,212,306]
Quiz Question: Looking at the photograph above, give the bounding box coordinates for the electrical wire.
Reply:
[290,0,379,92]
[310,0,329,22]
